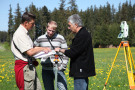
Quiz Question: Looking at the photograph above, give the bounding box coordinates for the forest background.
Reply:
[0,0,135,48]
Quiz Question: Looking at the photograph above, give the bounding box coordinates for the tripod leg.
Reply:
[103,43,121,90]
[124,46,129,72]
[128,47,133,70]
[128,46,135,70]
[124,46,135,89]
[125,46,132,69]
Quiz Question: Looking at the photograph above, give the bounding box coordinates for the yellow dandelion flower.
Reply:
[0,76,4,79]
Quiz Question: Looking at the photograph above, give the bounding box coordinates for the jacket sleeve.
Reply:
[65,31,90,59]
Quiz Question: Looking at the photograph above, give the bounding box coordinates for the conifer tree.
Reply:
[29,3,39,40]
[68,0,78,13]
[39,6,51,35]
[5,0,135,47]
[14,3,21,31]
[7,4,14,43]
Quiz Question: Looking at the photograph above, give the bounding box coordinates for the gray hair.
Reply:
[68,14,83,27]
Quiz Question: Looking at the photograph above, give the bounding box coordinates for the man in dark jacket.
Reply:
[55,14,96,90]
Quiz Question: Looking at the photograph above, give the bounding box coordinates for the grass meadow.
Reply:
[0,47,135,90]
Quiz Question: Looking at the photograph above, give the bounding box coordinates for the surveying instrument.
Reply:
[52,54,60,90]
[51,52,63,90]
[103,21,135,90]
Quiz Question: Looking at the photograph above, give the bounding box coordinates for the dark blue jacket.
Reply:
[65,27,96,77]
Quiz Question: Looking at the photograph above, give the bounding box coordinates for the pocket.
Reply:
[23,65,35,81]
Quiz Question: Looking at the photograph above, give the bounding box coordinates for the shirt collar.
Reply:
[20,24,28,34]
[45,32,57,40]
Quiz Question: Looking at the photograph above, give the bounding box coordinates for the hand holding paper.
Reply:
[33,50,56,59]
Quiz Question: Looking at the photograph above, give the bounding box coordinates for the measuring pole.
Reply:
[53,55,60,90]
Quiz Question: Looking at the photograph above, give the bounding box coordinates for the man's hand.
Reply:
[43,47,51,53]
[55,48,60,52]
[55,48,65,53]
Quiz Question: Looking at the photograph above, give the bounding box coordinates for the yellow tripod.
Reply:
[103,41,135,90]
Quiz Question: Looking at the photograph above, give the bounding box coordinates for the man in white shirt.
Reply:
[11,12,51,90]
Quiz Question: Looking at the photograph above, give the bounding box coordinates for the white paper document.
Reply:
[33,50,63,63]
[33,50,56,59]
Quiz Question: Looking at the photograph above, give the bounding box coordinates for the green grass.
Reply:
[0,47,135,90]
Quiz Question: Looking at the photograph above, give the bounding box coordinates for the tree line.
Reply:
[1,0,135,47]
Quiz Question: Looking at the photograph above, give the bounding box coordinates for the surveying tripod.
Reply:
[103,41,135,90]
